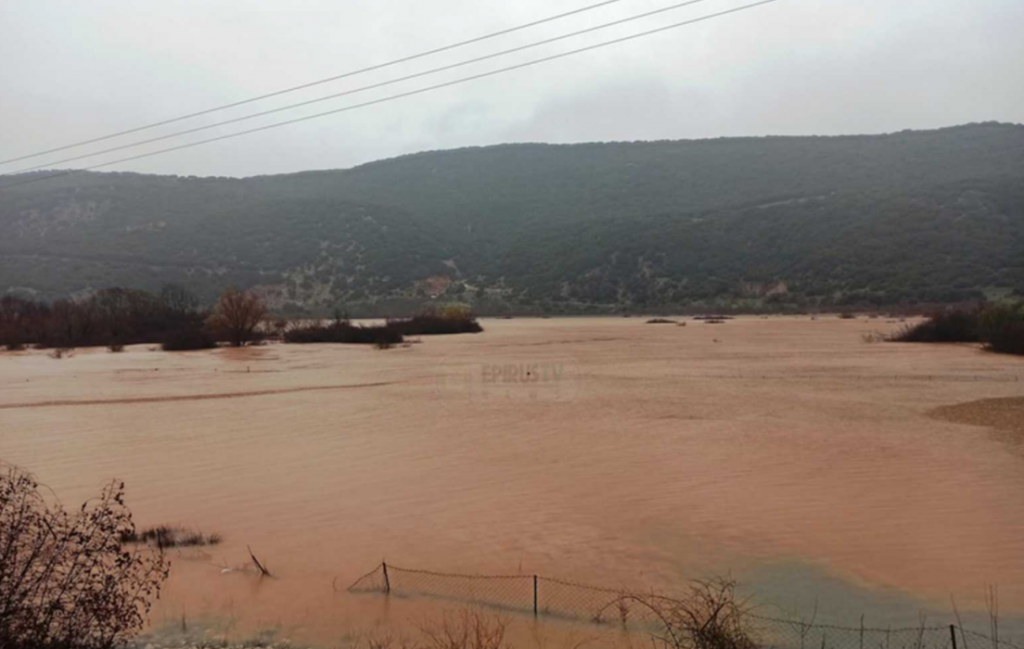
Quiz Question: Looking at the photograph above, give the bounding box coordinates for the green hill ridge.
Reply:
[2,122,1022,314]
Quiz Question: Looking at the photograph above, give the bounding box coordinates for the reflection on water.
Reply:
[2,317,1023,646]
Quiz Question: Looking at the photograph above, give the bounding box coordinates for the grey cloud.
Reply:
[1,0,1021,178]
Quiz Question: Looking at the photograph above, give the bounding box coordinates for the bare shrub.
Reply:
[207,288,267,347]
[604,578,756,649]
[107,343,125,353]
[0,464,170,649]
[48,347,74,360]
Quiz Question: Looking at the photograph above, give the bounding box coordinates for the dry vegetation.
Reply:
[286,305,482,347]
[889,303,1024,354]
[119,525,222,549]
[0,464,169,649]
[596,578,756,649]
[1,287,485,355]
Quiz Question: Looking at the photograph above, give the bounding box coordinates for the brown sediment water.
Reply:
[930,396,1024,434]
[1,317,1023,645]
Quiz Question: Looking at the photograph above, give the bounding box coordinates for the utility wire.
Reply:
[11,0,721,174]
[0,0,780,192]
[0,0,632,167]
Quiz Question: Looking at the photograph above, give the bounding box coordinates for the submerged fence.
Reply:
[348,563,1023,649]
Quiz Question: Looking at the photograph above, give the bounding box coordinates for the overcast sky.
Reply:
[1,0,1022,178]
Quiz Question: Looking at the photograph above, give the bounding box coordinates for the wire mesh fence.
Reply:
[748,616,954,649]
[348,563,1023,649]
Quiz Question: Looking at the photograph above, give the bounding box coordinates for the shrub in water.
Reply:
[386,306,483,336]
[889,308,981,343]
[977,302,1024,355]
[285,322,403,346]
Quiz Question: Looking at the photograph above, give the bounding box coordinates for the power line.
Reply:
[0,0,632,167]
[11,0,722,174]
[0,0,780,192]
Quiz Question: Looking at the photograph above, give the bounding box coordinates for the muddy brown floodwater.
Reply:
[2,317,1024,646]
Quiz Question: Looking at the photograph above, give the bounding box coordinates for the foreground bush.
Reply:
[0,464,170,649]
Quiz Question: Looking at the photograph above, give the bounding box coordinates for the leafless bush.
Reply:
[206,288,267,347]
[48,347,74,360]
[0,464,170,649]
[603,578,756,649]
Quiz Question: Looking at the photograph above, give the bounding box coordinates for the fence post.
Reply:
[950,625,958,649]
[383,561,391,594]
[533,575,538,616]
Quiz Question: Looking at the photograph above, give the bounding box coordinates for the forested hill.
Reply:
[2,122,1023,314]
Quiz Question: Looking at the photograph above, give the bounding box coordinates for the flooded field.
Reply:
[2,316,1023,646]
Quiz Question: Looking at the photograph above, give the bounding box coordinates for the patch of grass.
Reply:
[120,525,222,549]
[646,318,677,324]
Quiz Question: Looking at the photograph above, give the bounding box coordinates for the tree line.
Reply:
[0,285,266,352]
[0,286,483,353]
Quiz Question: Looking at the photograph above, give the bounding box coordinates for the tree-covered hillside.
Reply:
[2,122,1022,314]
